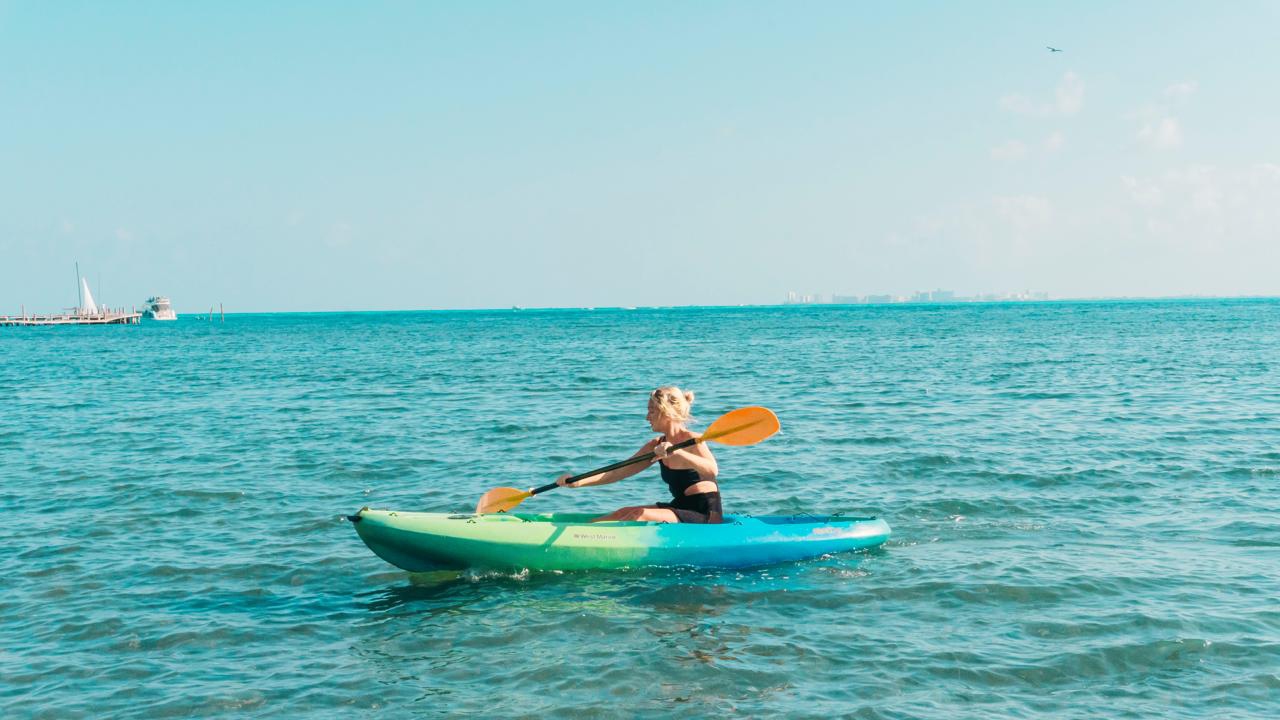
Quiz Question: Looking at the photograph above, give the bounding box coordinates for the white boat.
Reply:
[2,264,141,325]
[80,278,99,315]
[142,296,177,321]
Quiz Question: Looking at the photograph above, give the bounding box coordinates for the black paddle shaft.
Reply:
[528,437,700,496]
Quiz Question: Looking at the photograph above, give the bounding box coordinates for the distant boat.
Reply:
[142,296,178,321]
[79,277,99,315]
[0,264,141,326]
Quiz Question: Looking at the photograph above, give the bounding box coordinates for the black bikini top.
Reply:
[657,435,704,498]
[659,461,703,498]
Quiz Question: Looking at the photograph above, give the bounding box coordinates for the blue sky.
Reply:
[2,1,1278,311]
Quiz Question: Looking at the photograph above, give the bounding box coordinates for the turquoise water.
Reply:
[2,301,1278,718]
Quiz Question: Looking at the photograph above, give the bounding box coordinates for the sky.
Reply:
[2,1,1279,312]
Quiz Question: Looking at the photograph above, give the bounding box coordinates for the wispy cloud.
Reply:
[326,222,353,249]
[1121,176,1163,206]
[1164,80,1198,103]
[1000,72,1084,116]
[994,195,1053,231]
[1137,117,1182,150]
[1055,72,1084,114]
[990,139,1027,161]
[990,133,1063,163]
[999,94,1037,115]
[1131,80,1196,151]
[1121,164,1280,246]
[915,196,1054,237]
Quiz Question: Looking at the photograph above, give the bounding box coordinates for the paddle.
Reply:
[475,406,780,514]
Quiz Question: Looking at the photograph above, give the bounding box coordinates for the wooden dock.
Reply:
[0,308,142,326]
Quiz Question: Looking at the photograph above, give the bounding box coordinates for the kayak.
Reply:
[348,508,891,572]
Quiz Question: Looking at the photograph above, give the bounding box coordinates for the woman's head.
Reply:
[647,386,695,428]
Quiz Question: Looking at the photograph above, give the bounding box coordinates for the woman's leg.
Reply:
[591,505,680,523]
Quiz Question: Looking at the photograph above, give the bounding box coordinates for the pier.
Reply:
[0,308,142,326]
[3,263,144,326]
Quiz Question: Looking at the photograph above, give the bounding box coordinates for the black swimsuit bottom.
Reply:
[656,453,724,524]
[656,491,724,524]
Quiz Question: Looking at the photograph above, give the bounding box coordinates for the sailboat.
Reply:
[78,277,99,316]
[0,264,141,325]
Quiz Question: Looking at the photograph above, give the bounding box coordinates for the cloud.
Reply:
[1000,72,1084,116]
[914,196,1053,238]
[115,227,134,241]
[1122,176,1163,206]
[1137,117,1182,150]
[1164,166,1224,213]
[1164,80,1198,103]
[1130,80,1197,151]
[1121,163,1280,248]
[902,194,1060,285]
[991,139,1027,161]
[994,195,1053,231]
[1055,72,1084,114]
[990,133,1064,162]
[999,94,1038,115]
[326,222,353,249]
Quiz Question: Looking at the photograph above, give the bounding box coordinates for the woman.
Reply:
[556,386,723,523]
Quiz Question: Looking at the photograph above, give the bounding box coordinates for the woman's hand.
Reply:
[652,441,673,460]
[555,473,577,487]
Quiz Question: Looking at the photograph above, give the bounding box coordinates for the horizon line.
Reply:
[89,293,1280,316]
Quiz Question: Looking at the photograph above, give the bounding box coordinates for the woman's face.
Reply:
[646,400,669,433]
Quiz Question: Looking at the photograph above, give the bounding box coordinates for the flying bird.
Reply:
[1047,46,1063,52]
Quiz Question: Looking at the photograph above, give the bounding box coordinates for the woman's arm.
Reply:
[558,439,660,488]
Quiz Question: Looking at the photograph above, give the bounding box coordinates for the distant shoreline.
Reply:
[113,295,1280,316]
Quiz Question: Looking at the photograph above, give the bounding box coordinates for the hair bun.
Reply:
[650,386,694,421]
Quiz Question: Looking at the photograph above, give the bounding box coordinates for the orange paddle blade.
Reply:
[475,486,531,514]
[701,406,780,446]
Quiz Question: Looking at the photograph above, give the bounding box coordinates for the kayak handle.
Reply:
[527,437,701,497]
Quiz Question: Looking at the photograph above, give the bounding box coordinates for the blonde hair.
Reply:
[650,386,695,422]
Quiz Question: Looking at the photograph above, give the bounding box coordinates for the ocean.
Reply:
[2,301,1277,718]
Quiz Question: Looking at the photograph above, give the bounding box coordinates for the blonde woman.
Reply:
[556,386,723,523]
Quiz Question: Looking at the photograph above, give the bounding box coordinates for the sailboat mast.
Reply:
[76,261,82,310]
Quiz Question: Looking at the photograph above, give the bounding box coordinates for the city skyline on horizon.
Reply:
[3,263,1278,316]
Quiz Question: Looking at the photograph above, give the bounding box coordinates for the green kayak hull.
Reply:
[350,509,891,572]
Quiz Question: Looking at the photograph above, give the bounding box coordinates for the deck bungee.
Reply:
[349,509,890,572]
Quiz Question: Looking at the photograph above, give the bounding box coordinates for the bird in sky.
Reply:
[1047,46,1063,52]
